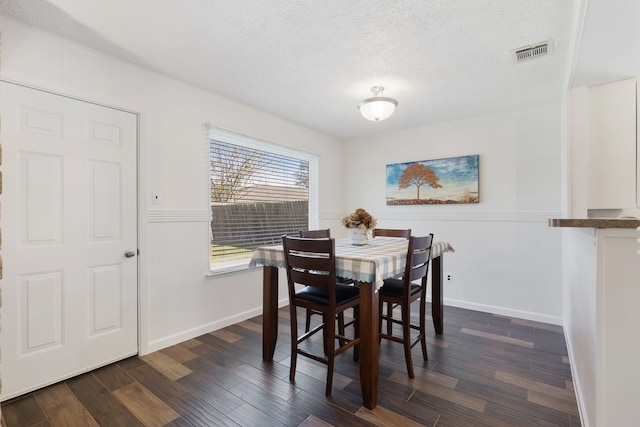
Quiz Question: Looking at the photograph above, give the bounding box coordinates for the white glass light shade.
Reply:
[357,86,398,121]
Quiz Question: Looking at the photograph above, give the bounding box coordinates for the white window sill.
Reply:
[207,260,251,276]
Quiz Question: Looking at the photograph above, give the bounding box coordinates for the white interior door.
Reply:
[0,81,138,400]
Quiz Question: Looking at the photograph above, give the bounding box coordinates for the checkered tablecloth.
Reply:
[248,237,455,289]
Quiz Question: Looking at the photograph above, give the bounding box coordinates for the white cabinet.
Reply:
[587,78,637,210]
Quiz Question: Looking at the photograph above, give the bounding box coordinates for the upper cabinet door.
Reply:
[588,78,637,210]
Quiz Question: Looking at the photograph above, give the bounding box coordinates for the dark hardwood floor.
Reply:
[1,304,581,426]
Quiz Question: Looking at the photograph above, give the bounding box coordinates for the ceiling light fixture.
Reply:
[357,86,398,122]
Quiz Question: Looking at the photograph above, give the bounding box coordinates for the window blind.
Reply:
[210,138,310,265]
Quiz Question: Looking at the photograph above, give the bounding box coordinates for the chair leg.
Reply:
[353,306,360,362]
[378,299,384,343]
[402,303,415,379]
[386,302,394,336]
[289,305,299,382]
[419,297,428,361]
[305,309,312,332]
[325,311,336,396]
[322,314,329,355]
[337,312,346,347]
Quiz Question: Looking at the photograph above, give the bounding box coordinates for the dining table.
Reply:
[248,235,455,409]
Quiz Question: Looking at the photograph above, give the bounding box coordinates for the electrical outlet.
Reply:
[446,273,453,283]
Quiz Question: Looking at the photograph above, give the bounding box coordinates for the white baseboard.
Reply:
[432,297,564,325]
[146,296,563,355]
[144,298,289,354]
[563,319,589,427]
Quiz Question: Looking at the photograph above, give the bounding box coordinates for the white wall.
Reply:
[342,107,565,322]
[0,15,569,358]
[561,228,597,425]
[0,17,345,353]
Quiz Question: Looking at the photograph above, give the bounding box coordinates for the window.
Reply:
[209,128,316,272]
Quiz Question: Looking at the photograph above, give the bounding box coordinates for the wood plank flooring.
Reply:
[1,304,582,426]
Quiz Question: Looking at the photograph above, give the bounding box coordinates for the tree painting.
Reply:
[398,163,442,199]
[386,155,479,205]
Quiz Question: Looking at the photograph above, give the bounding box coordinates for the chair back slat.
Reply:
[299,229,331,238]
[291,270,333,288]
[285,236,331,252]
[411,249,430,266]
[287,252,332,272]
[373,228,411,239]
[408,263,429,282]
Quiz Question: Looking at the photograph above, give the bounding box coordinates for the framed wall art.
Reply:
[386,154,479,205]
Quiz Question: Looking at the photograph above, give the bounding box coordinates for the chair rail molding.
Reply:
[147,209,211,223]
[322,211,564,223]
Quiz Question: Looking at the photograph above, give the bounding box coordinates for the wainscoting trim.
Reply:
[322,211,565,223]
[148,210,211,223]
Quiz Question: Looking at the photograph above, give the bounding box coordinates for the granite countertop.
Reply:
[549,218,640,229]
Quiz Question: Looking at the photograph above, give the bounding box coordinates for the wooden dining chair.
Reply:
[372,228,412,239]
[299,229,354,334]
[282,236,361,396]
[373,228,412,327]
[378,234,434,378]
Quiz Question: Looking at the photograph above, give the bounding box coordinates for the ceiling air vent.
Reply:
[512,41,552,63]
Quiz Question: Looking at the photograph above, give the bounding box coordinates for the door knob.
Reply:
[124,249,136,258]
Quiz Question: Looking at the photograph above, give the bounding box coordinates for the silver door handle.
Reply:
[124,249,136,258]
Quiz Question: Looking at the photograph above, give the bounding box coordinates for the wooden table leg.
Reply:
[431,255,444,335]
[358,281,379,409]
[262,266,279,361]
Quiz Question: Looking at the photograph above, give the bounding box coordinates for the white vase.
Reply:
[349,227,369,245]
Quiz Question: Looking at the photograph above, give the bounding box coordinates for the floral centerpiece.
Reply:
[342,208,377,230]
[342,208,377,245]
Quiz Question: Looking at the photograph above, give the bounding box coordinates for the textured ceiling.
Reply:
[0,0,619,139]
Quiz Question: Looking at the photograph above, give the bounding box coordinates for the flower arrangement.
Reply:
[342,208,377,231]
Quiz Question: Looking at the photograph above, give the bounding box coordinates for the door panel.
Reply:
[22,153,63,243]
[21,272,63,353]
[0,81,138,400]
[90,160,121,239]
[90,264,122,334]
